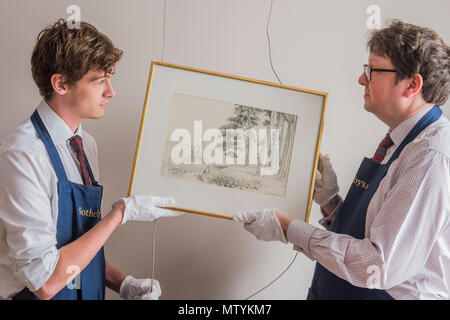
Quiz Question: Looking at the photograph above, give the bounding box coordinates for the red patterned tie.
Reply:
[69,135,92,186]
[372,133,394,163]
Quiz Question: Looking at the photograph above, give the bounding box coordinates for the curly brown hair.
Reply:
[31,19,123,100]
[368,20,450,106]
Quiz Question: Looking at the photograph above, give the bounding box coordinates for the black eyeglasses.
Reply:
[363,64,396,81]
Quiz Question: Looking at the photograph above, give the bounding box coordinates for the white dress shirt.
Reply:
[0,100,100,299]
[288,106,449,300]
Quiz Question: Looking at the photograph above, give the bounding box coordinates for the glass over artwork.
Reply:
[160,93,298,197]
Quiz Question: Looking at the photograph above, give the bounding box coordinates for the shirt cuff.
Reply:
[286,219,318,261]
[14,247,60,292]
[318,196,343,230]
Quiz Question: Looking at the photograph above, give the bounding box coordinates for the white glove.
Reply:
[313,154,339,206]
[119,275,161,300]
[114,195,183,224]
[233,209,287,244]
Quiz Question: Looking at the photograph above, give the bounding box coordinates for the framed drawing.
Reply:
[128,62,327,222]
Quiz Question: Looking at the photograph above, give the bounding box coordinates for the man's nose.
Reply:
[358,72,368,86]
[104,79,116,98]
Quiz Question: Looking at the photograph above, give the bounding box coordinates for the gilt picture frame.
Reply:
[128,62,327,222]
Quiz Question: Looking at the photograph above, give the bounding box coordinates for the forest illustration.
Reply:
[161,93,298,197]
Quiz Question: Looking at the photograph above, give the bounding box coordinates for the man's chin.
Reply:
[86,111,106,120]
[363,101,373,112]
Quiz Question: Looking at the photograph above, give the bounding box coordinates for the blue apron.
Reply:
[12,110,106,300]
[307,106,442,300]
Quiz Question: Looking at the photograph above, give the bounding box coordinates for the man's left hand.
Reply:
[119,275,162,300]
[234,209,289,244]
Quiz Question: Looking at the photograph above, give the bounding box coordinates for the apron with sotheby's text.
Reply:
[13,110,105,300]
[307,106,442,300]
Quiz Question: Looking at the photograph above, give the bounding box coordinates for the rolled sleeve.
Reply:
[17,247,60,291]
[0,149,59,292]
[286,219,318,261]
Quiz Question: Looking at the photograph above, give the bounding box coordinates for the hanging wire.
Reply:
[266,0,282,85]
[161,0,167,62]
[151,0,297,299]
[150,219,157,293]
[244,251,299,300]
[150,0,167,293]
[244,0,299,300]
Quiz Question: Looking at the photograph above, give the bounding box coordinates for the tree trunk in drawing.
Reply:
[281,120,291,177]
[280,115,296,178]
[276,113,287,178]
[288,116,297,176]
[259,110,276,176]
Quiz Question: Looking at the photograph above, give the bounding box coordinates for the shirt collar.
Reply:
[36,100,83,146]
[388,106,434,147]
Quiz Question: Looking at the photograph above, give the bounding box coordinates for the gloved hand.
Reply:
[113,195,183,224]
[313,154,339,206]
[233,209,287,244]
[119,275,161,300]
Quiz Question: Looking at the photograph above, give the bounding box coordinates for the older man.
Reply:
[235,20,449,300]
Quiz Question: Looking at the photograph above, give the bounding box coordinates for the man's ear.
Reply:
[403,73,423,98]
[50,74,69,96]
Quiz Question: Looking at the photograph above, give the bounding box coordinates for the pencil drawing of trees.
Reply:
[161,93,298,197]
[220,104,262,167]
[219,104,297,177]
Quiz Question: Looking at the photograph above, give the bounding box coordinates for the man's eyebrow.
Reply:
[90,73,113,81]
[89,74,106,81]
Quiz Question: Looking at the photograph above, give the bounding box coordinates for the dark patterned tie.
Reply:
[69,135,92,186]
[372,133,394,163]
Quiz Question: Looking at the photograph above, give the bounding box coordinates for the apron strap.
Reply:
[31,110,70,185]
[386,105,442,166]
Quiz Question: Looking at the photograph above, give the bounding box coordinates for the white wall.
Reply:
[0,0,448,299]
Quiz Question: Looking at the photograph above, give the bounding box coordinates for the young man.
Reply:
[0,19,181,300]
[235,20,449,299]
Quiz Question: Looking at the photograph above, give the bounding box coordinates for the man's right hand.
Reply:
[313,154,339,206]
[119,275,162,300]
[113,195,183,224]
